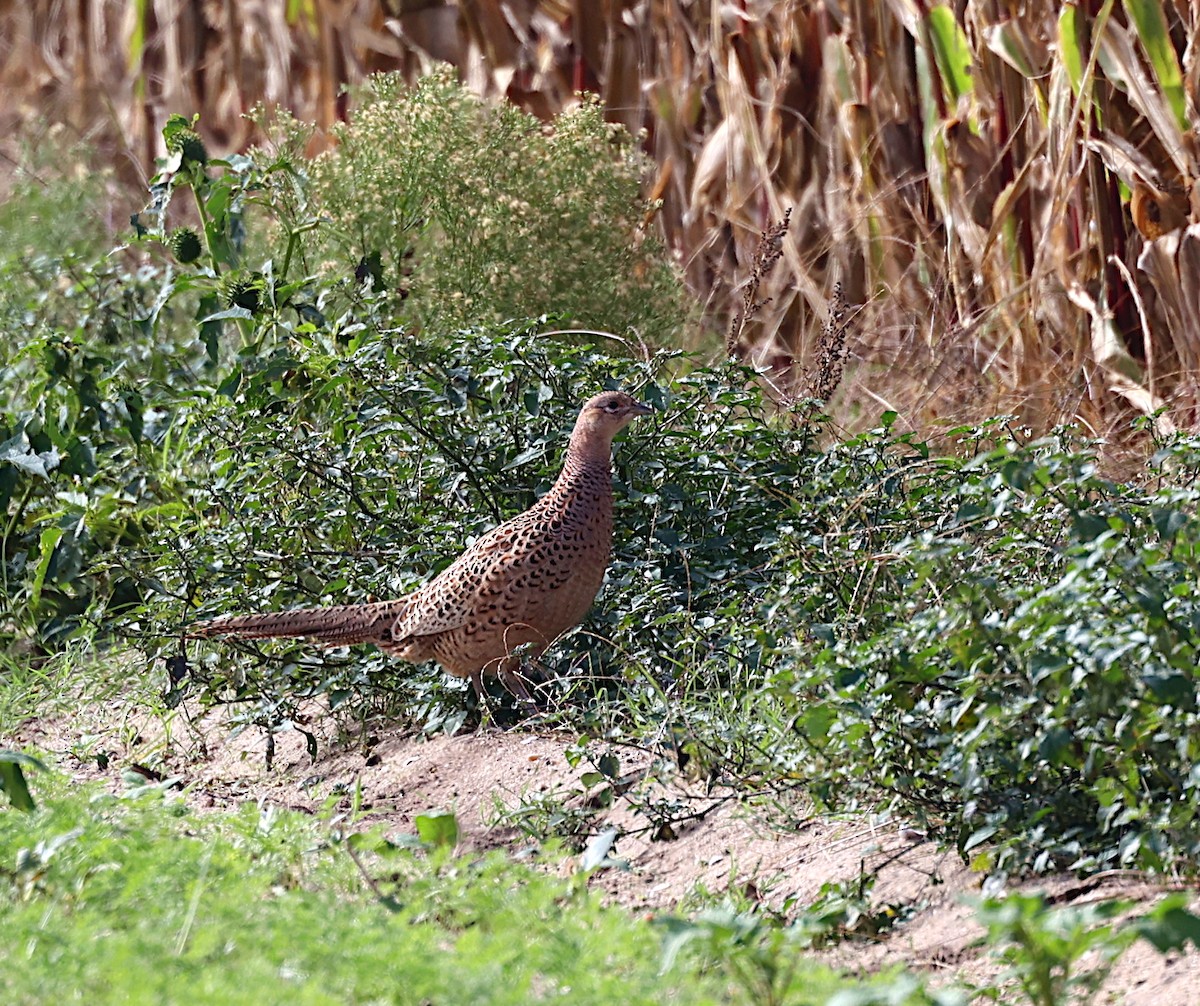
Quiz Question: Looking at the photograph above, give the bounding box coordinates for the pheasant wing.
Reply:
[390,524,576,642]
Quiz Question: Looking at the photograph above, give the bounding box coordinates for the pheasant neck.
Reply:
[562,431,614,477]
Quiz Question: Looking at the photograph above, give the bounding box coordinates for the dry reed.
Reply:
[3,1,1198,440]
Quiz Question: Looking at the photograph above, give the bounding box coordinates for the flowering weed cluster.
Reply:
[297,69,688,341]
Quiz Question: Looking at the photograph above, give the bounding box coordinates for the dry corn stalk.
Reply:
[4,0,1200,435]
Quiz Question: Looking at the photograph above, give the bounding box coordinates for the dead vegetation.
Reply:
[5,1,1200,438]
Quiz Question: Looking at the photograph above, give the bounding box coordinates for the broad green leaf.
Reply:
[199,306,254,323]
[1152,508,1189,540]
[0,435,59,480]
[414,810,459,849]
[983,20,1046,79]
[1135,895,1200,952]
[926,5,974,104]
[580,826,618,871]
[963,824,998,852]
[0,751,45,812]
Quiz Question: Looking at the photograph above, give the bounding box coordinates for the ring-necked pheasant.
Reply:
[189,391,652,702]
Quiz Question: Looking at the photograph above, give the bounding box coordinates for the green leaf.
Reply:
[199,307,254,324]
[983,19,1046,79]
[597,752,620,779]
[963,824,998,852]
[0,763,35,810]
[926,5,975,104]
[163,113,193,136]
[1141,667,1191,706]
[206,179,233,226]
[196,293,224,364]
[801,703,836,741]
[1038,726,1075,767]
[580,826,618,871]
[1071,512,1110,542]
[414,810,459,849]
[1152,508,1189,540]
[0,434,59,480]
[1058,6,1085,94]
[0,751,45,812]
[30,525,64,610]
[1134,895,1200,952]
[123,388,145,445]
[1124,0,1187,130]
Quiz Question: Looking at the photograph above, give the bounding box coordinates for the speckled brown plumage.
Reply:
[190,391,652,700]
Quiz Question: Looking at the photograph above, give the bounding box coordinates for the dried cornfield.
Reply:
[4,0,1199,437]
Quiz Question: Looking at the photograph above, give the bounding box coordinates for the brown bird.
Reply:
[190,391,653,702]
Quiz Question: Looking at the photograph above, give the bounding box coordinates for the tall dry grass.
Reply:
[3,0,1198,438]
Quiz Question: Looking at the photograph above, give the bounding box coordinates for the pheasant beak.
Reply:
[631,401,654,417]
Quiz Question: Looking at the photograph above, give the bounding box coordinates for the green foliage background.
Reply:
[3,73,1200,890]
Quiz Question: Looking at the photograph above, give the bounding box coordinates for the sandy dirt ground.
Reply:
[9,699,1199,1004]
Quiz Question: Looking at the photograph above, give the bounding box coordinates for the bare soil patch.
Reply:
[9,699,1197,1004]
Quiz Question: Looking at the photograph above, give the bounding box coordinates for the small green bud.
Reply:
[167,127,208,165]
[219,271,266,313]
[167,228,202,264]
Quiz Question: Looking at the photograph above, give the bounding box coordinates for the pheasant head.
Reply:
[567,391,653,459]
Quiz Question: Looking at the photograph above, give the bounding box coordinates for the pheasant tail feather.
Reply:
[191,598,409,647]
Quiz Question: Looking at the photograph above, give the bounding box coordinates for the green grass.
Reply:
[0,774,943,1006]
[0,647,139,728]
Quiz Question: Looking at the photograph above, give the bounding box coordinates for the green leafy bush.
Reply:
[7,81,1200,883]
[274,68,688,340]
[973,890,1200,1006]
[100,279,1200,874]
[0,271,201,646]
[2,71,691,655]
[769,424,1200,874]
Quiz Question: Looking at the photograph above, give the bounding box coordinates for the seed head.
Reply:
[167,228,202,264]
